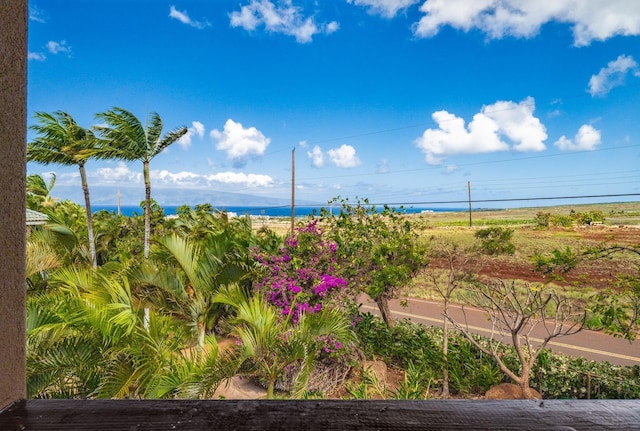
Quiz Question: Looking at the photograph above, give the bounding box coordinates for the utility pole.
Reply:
[291,147,295,235]
[468,181,472,228]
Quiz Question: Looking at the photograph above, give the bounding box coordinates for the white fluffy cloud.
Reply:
[554,125,601,151]
[169,6,211,29]
[47,40,71,55]
[307,144,361,168]
[307,145,325,168]
[29,5,47,23]
[347,0,420,18]
[327,144,361,168]
[28,52,46,61]
[178,121,206,150]
[95,162,142,184]
[326,21,340,34]
[415,98,547,165]
[230,0,338,43]
[588,54,640,96]
[153,170,203,187]
[210,119,270,164]
[93,161,273,189]
[484,98,547,152]
[204,172,274,187]
[413,0,640,46]
[56,160,274,191]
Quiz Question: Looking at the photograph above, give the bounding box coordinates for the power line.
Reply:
[377,193,640,207]
[218,192,640,212]
[296,143,639,182]
[290,83,640,148]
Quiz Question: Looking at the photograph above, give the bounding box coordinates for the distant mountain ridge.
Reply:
[52,185,320,207]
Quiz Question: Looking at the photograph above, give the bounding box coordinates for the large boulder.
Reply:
[485,383,542,400]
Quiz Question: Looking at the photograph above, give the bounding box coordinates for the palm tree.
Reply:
[27,265,234,399]
[95,108,187,258]
[26,173,58,210]
[131,230,255,350]
[28,111,100,267]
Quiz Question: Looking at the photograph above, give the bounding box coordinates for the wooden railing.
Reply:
[2,399,640,430]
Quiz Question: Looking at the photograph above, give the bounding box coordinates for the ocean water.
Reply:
[92,205,465,218]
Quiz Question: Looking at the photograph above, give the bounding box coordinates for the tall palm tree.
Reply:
[28,111,100,268]
[95,108,187,258]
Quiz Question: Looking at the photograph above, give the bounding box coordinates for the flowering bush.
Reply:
[253,220,351,324]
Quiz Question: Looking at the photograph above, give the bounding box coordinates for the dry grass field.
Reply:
[409,202,640,300]
[264,201,640,300]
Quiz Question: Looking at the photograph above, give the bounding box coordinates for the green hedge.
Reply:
[356,313,640,399]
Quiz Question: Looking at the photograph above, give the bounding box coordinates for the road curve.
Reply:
[360,296,640,367]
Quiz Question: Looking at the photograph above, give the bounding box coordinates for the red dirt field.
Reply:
[427,225,640,290]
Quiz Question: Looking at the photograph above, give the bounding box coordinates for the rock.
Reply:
[485,383,542,400]
[362,360,387,385]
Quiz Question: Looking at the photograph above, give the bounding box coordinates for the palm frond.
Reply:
[154,125,188,156]
[94,107,147,161]
[157,235,201,286]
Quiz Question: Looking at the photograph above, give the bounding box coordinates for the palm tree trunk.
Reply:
[197,321,206,351]
[79,163,97,268]
[267,379,275,399]
[143,160,151,259]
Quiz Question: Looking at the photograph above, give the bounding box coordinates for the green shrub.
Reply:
[445,333,504,395]
[577,210,605,225]
[356,313,640,399]
[551,214,575,227]
[535,212,551,229]
[474,227,516,255]
[533,350,640,399]
[356,314,502,396]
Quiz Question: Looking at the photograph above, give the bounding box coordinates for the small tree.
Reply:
[320,197,428,328]
[534,243,640,339]
[534,212,551,229]
[445,279,585,399]
[425,238,478,397]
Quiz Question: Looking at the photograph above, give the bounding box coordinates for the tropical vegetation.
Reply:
[24,109,640,400]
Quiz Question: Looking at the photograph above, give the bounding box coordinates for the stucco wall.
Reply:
[0,0,28,408]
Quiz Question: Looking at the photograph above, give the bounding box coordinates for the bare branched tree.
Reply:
[425,238,478,398]
[445,279,586,399]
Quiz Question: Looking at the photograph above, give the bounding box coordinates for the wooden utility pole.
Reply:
[117,190,121,216]
[291,147,295,235]
[468,181,472,228]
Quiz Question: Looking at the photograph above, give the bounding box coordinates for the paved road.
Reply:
[360,296,640,366]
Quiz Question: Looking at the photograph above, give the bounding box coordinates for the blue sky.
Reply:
[27,0,640,209]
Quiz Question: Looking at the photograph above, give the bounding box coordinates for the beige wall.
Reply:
[0,0,27,408]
